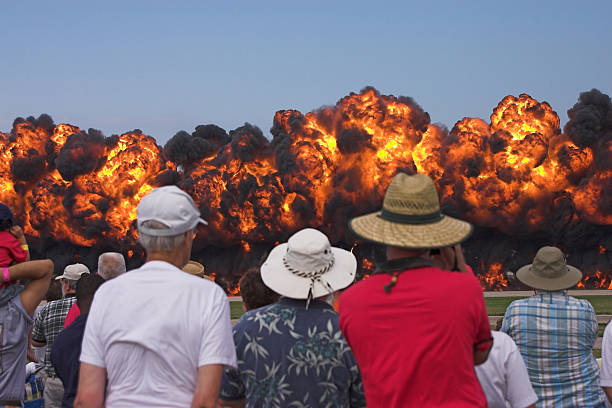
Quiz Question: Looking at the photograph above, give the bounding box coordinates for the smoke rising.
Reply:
[0,87,610,289]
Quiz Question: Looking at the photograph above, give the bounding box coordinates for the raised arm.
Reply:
[8,259,54,317]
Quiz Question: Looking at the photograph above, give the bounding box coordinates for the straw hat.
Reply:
[261,228,356,306]
[516,246,582,291]
[349,173,473,249]
[182,260,213,281]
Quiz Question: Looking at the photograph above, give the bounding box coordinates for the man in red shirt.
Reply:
[339,173,493,407]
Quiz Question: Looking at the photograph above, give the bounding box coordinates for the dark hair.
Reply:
[76,274,105,311]
[45,280,62,302]
[239,267,280,311]
[0,219,12,231]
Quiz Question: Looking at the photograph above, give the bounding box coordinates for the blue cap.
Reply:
[0,204,15,223]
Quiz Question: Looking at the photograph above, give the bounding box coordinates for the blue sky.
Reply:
[1,1,611,143]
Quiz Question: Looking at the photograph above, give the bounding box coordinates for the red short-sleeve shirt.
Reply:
[339,266,492,408]
[0,231,27,267]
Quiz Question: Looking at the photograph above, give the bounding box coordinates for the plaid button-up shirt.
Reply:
[501,290,606,408]
[32,295,76,376]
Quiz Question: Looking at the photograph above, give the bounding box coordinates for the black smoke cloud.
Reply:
[56,129,106,180]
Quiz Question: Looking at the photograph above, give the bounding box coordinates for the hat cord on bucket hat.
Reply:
[282,252,335,309]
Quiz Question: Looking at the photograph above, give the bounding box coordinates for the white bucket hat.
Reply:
[261,228,357,307]
[137,185,207,237]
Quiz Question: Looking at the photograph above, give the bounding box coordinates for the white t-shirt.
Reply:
[80,260,237,407]
[600,322,612,388]
[475,331,538,408]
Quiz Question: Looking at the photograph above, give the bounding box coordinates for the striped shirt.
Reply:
[32,295,76,376]
[501,290,606,408]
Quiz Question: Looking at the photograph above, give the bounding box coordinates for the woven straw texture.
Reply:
[349,173,473,249]
[383,173,440,215]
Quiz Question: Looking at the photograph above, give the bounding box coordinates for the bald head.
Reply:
[98,252,126,280]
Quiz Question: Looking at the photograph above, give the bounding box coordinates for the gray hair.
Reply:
[138,220,190,253]
[66,278,79,291]
[98,252,126,280]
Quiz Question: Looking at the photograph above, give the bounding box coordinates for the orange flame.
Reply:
[479,262,508,291]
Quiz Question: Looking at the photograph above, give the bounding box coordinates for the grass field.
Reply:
[485,296,612,316]
[230,295,612,321]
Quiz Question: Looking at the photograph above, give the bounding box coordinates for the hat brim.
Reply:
[183,260,205,276]
[516,264,583,291]
[261,243,357,299]
[349,211,473,249]
[139,217,208,237]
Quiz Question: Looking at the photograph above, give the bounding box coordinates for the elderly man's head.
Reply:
[55,263,90,296]
[137,186,207,267]
[98,252,126,280]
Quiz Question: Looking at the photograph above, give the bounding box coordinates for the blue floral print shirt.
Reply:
[219,298,366,408]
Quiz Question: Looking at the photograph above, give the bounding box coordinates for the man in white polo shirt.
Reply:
[75,186,237,407]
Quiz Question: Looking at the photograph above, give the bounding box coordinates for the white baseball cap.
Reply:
[137,185,207,237]
[55,263,90,280]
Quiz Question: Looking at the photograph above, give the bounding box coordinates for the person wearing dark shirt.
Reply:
[51,274,105,408]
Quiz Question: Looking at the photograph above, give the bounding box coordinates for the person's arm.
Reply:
[474,345,492,365]
[217,399,245,408]
[10,259,53,317]
[27,328,38,362]
[74,362,106,408]
[472,279,493,365]
[604,387,612,405]
[430,244,470,273]
[9,225,30,262]
[191,364,225,408]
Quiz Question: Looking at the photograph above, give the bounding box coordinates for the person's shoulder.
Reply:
[492,330,516,349]
[234,303,278,330]
[341,275,381,301]
[45,298,66,311]
[568,295,596,310]
[0,230,17,241]
[506,296,530,309]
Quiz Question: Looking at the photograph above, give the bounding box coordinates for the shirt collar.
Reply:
[278,297,335,311]
[534,289,567,302]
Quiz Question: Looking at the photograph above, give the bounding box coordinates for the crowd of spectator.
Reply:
[0,174,611,407]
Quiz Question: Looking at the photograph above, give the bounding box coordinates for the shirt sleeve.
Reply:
[219,366,245,401]
[504,339,538,408]
[79,292,106,368]
[7,236,27,263]
[198,286,237,368]
[587,302,599,347]
[600,322,612,387]
[31,304,47,344]
[472,280,493,352]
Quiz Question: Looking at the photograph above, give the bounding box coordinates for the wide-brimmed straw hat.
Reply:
[261,228,356,307]
[349,173,473,249]
[516,246,582,291]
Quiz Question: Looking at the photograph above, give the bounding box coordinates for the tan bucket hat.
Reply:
[516,246,582,291]
[349,173,473,249]
[182,260,214,281]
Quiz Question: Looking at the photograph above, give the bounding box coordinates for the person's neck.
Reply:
[386,246,428,260]
[146,252,186,269]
